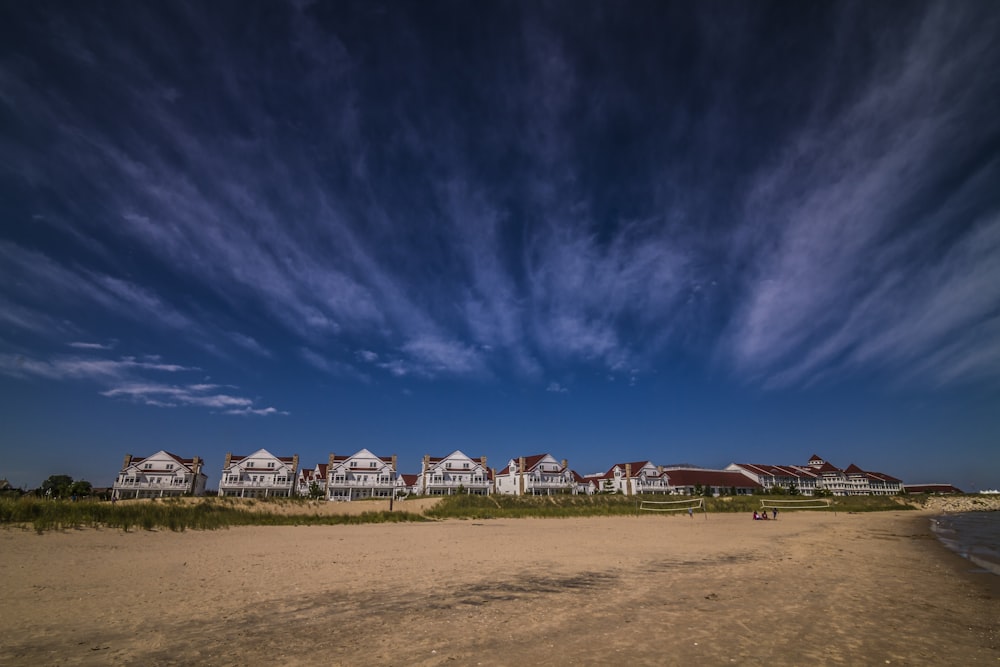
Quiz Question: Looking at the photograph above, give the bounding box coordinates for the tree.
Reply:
[308,481,324,500]
[787,481,800,496]
[69,480,93,497]
[41,475,74,498]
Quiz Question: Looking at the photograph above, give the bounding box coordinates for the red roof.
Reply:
[734,463,818,479]
[664,469,762,489]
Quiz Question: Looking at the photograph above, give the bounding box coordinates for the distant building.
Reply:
[584,461,670,496]
[112,451,207,499]
[662,467,761,496]
[218,449,298,498]
[728,454,903,496]
[420,451,492,495]
[903,483,964,494]
[296,462,328,497]
[494,454,576,495]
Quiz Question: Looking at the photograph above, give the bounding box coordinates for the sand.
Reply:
[1,510,997,666]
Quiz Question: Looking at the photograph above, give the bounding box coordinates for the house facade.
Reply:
[728,455,903,496]
[218,449,298,498]
[494,454,576,495]
[420,451,491,495]
[326,449,402,501]
[112,451,207,499]
[584,461,670,495]
[725,463,820,495]
[296,463,328,497]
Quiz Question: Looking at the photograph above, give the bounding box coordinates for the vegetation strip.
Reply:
[0,493,925,533]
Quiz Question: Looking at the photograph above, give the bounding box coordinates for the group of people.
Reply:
[753,508,777,520]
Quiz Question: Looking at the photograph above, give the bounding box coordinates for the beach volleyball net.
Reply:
[759,498,833,511]
[639,497,705,517]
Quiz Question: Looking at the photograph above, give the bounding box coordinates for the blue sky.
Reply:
[2,1,999,490]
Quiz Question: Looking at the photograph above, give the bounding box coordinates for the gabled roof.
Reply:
[844,463,866,474]
[497,454,563,476]
[604,461,656,476]
[229,449,296,464]
[125,450,200,473]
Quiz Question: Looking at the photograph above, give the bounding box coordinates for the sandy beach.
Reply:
[1,510,996,666]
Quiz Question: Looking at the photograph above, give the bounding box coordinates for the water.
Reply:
[930,511,1000,576]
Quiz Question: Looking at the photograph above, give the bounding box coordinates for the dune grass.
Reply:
[0,496,427,533]
[0,492,917,533]
[424,492,916,519]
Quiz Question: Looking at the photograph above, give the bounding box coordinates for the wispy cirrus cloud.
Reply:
[68,341,115,351]
[0,352,284,416]
[725,2,1000,389]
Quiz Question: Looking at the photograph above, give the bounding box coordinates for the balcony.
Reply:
[220,480,293,489]
[115,480,190,489]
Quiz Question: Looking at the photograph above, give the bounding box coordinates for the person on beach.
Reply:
[772,508,778,520]
[753,511,759,520]
[688,507,694,518]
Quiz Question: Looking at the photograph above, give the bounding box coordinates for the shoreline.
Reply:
[2,512,997,665]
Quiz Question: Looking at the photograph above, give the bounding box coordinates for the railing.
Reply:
[220,480,294,488]
[425,479,490,488]
[115,480,189,488]
[525,479,572,488]
[327,479,398,487]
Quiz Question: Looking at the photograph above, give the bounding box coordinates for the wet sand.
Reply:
[1,511,996,665]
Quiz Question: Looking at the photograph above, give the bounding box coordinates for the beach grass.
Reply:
[0,496,428,533]
[425,492,916,519]
[0,492,918,533]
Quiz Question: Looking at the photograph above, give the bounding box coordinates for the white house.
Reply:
[218,449,298,498]
[112,451,207,499]
[325,449,403,501]
[420,451,492,495]
[726,462,820,495]
[296,462,328,497]
[728,455,903,496]
[584,461,670,495]
[494,454,576,495]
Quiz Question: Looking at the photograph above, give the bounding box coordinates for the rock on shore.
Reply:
[921,494,1000,513]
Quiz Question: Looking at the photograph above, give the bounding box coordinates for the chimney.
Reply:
[224,452,232,470]
[625,463,633,497]
[518,456,526,495]
[561,459,568,470]
[190,456,202,494]
[422,454,430,494]
[122,454,132,470]
[391,454,397,471]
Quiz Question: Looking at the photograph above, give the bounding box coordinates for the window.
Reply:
[267,461,275,468]
[370,461,377,468]
[166,464,174,470]
[144,463,152,469]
